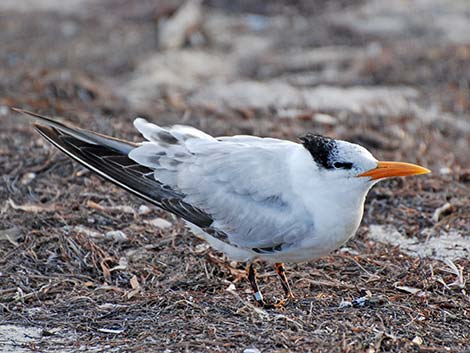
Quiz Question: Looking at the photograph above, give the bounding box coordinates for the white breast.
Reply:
[277,147,371,262]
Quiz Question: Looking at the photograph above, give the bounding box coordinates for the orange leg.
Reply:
[275,262,295,299]
[247,263,294,309]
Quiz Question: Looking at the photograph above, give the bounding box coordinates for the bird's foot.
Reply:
[248,262,296,309]
[252,293,292,310]
[286,291,295,300]
[270,298,290,309]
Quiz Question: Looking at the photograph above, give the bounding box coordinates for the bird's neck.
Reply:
[304,179,370,255]
[288,148,371,248]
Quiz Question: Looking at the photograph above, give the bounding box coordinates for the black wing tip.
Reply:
[34,123,56,135]
[11,107,26,113]
[11,107,23,113]
[11,107,65,127]
[11,107,44,119]
[33,124,63,148]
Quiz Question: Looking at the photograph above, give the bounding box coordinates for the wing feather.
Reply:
[17,109,313,252]
[130,122,314,250]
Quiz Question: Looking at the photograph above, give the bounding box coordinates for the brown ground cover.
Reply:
[1,1,469,352]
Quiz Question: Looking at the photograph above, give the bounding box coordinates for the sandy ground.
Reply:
[1,0,469,352]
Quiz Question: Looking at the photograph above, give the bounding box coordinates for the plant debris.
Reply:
[1,0,469,352]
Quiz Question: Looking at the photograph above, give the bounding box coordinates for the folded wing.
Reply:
[130,119,313,250]
[18,109,313,252]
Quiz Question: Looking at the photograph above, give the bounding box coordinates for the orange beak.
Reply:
[358,161,430,180]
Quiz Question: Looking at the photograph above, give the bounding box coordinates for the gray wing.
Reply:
[129,119,313,250]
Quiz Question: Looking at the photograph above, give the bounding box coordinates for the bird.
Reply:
[14,108,430,308]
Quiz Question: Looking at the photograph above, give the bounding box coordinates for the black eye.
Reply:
[333,162,353,169]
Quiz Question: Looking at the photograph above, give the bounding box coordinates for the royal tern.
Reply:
[14,108,430,308]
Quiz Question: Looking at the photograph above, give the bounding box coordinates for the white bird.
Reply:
[14,108,430,308]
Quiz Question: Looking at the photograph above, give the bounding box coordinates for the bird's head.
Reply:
[299,133,430,184]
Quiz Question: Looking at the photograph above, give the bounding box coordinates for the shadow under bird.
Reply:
[14,108,430,308]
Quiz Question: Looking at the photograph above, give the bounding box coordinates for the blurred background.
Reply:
[1,0,469,352]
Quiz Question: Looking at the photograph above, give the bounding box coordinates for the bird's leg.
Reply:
[247,263,292,309]
[274,262,295,301]
[247,263,268,307]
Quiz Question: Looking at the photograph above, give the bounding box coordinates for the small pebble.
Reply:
[225,283,236,292]
[74,225,100,238]
[0,105,8,116]
[20,172,36,185]
[243,348,261,353]
[104,230,128,242]
[138,205,152,215]
[439,167,451,175]
[339,299,352,308]
[314,113,337,125]
[148,218,172,229]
